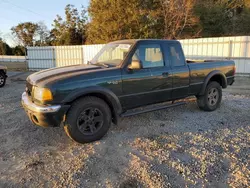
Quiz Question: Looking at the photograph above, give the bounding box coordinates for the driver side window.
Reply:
[132,44,164,68]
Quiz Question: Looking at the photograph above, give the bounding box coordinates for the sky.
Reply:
[0,0,90,46]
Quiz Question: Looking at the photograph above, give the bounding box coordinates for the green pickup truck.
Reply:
[22,39,235,143]
[0,65,7,87]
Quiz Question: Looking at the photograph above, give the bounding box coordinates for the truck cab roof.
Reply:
[110,39,180,44]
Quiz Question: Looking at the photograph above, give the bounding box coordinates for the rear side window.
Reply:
[169,44,185,67]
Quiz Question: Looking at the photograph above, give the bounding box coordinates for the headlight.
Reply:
[33,87,53,101]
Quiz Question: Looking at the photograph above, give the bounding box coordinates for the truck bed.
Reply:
[187,59,230,63]
[187,60,235,95]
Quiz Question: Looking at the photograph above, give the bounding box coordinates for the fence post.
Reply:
[52,47,56,68]
[243,39,249,74]
[81,45,84,64]
[228,40,233,59]
[25,49,28,70]
[26,47,29,70]
[243,40,249,57]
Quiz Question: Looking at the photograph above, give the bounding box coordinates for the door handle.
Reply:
[162,72,169,77]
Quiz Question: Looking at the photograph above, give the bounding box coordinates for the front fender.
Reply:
[62,86,122,123]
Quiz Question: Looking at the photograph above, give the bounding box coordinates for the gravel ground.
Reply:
[0,74,249,188]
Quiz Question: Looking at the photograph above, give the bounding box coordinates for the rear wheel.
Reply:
[0,72,6,88]
[64,96,111,144]
[197,81,222,111]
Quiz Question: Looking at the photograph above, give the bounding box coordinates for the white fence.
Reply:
[180,36,250,74]
[83,44,104,64]
[27,36,250,74]
[0,55,26,62]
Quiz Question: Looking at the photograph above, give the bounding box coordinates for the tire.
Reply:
[197,81,222,111]
[64,96,112,144]
[0,72,6,88]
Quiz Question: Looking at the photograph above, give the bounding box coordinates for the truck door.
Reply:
[168,42,190,99]
[120,41,172,110]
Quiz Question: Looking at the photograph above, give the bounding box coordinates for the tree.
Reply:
[194,0,250,37]
[87,0,163,44]
[233,7,250,35]
[51,4,88,45]
[0,38,13,55]
[246,0,250,7]
[225,0,250,35]
[35,21,50,46]
[11,22,39,46]
[12,45,25,56]
[194,1,229,37]
[159,0,199,39]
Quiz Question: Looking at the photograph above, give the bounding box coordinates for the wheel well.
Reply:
[209,74,226,88]
[68,92,118,124]
[0,70,6,78]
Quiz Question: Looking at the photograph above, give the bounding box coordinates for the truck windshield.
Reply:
[91,43,132,67]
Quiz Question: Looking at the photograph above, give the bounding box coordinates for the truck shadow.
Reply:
[1,88,249,187]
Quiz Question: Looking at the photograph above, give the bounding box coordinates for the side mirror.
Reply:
[128,60,142,70]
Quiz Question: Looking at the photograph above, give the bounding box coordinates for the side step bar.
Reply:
[120,101,186,117]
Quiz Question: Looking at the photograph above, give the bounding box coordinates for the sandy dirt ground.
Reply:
[0,73,249,188]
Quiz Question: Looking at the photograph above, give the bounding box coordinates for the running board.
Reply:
[120,101,186,117]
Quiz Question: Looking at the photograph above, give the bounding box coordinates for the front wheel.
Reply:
[197,81,222,111]
[0,72,6,88]
[64,96,112,144]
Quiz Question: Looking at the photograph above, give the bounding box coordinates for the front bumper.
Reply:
[21,92,70,127]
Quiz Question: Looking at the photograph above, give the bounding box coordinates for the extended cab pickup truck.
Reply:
[0,65,7,87]
[21,39,235,144]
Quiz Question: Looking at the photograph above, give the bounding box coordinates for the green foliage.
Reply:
[51,4,88,45]
[233,8,250,35]
[0,38,25,56]
[0,39,13,55]
[87,0,164,44]
[12,45,25,56]
[194,0,250,37]
[194,2,229,37]
[4,0,250,49]
[87,0,250,42]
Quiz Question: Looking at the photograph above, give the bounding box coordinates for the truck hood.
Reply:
[27,64,102,85]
